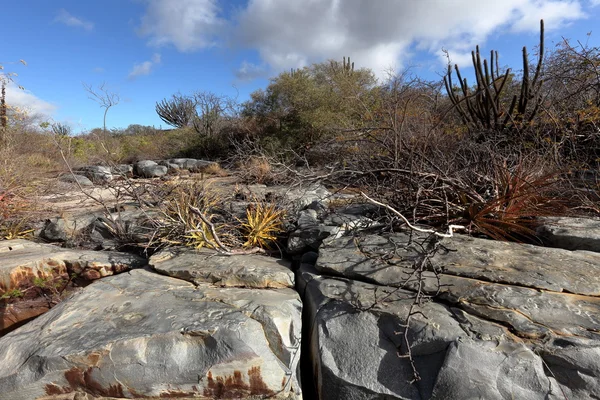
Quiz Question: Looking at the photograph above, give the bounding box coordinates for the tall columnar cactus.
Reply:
[342,56,354,75]
[444,20,544,132]
[0,81,6,130]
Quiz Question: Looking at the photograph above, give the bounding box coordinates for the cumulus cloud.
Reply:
[54,9,94,31]
[138,0,591,78]
[4,82,57,119]
[128,53,162,80]
[138,0,224,51]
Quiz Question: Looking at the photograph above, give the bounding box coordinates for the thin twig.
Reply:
[360,192,466,237]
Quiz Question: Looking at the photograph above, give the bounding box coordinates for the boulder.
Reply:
[0,239,146,335]
[76,166,112,184]
[88,209,160,250]
[110,164,133,177]
[158,160,180,171]
[166,158,218,173]
[537,216,600,253]
[39,212,100,242]
[134,160,167,178]
[57,174,93,187]
[302,232,600,398]
[150,247,295,288]
[298,265,566,399]
[0,268,302,399]
[287,203,384,255]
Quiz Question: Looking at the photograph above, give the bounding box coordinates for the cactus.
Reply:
[342,56,354,75]
[0,81,6,130]
[444,20,544,132]
[155,94,196,128]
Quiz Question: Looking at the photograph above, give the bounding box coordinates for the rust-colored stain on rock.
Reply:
[203,366,274,398]
[44,383,71,395]
[159,389,199,398]
[63,367,125,397]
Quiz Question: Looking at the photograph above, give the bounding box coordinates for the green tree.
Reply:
[242,57,377,152]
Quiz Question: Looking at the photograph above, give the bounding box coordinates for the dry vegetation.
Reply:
[1,20,599,246]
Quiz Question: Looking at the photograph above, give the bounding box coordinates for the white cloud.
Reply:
[138,0,590,78]
[4,82,57,119]
[234,61,268,81]
[128,53,162,80]
[138,0,224,51]
[54,9,94,31]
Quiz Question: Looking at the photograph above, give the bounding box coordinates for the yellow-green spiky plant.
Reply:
[241,201,285,249]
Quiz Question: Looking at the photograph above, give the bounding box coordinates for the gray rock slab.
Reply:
[150,247,294,288]
[297,266,567,400]
[0,268,302,399]
[537,216,600,253]
[110,164,133,177]
[318,233,600,296]
[0,239,146,334]
[316,233,600,340]
[40,213,100,242]
[58,174,93,187]
[76,166,112,184]
[134,160,167,178]
[0,239,146,292]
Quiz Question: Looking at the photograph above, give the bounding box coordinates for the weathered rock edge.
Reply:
[0,268,302,399]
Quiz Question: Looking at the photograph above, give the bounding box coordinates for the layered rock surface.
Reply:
[0,239,146,335]
[0,248,302,399]
[300,231,600,399]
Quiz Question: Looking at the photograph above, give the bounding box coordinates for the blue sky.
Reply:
[2,0,600,133]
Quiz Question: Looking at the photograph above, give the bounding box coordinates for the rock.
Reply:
[76,166,112,184]
[297,265,565,399]
[166,158,218,173]
[287,206,383,256]
[158,160,180,171]
[89,209,159,250]
[0,268,302,399]
[57,174,93,187]
[188,160,219,173]
[150,247,294,288]
[39,209,158,249]
[110,164,133,177]
[0,239,146,335]
[134,160,167,178]
[307,232,600,397]
[167,158,199,170]
[39,213,100,242]
[537,216,600,252]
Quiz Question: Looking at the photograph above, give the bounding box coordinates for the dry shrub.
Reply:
[202,163,228,177]
[241,156,274,184]
[447,161,567,241]
[154,181,236,249]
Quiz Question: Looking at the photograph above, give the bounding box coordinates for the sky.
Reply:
[2,0,600,134]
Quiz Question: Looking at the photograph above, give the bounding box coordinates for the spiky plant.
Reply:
[241,202,285,249]
[452,162,565,241]
[157,181,229,249]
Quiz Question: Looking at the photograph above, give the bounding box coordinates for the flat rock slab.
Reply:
[537,216,600,253]
[150,247,294,288]
[0,240,146,334]
[0,268,302,399]
[298,265,589,399]
[317,233,600,340]
[0,239,146,291]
